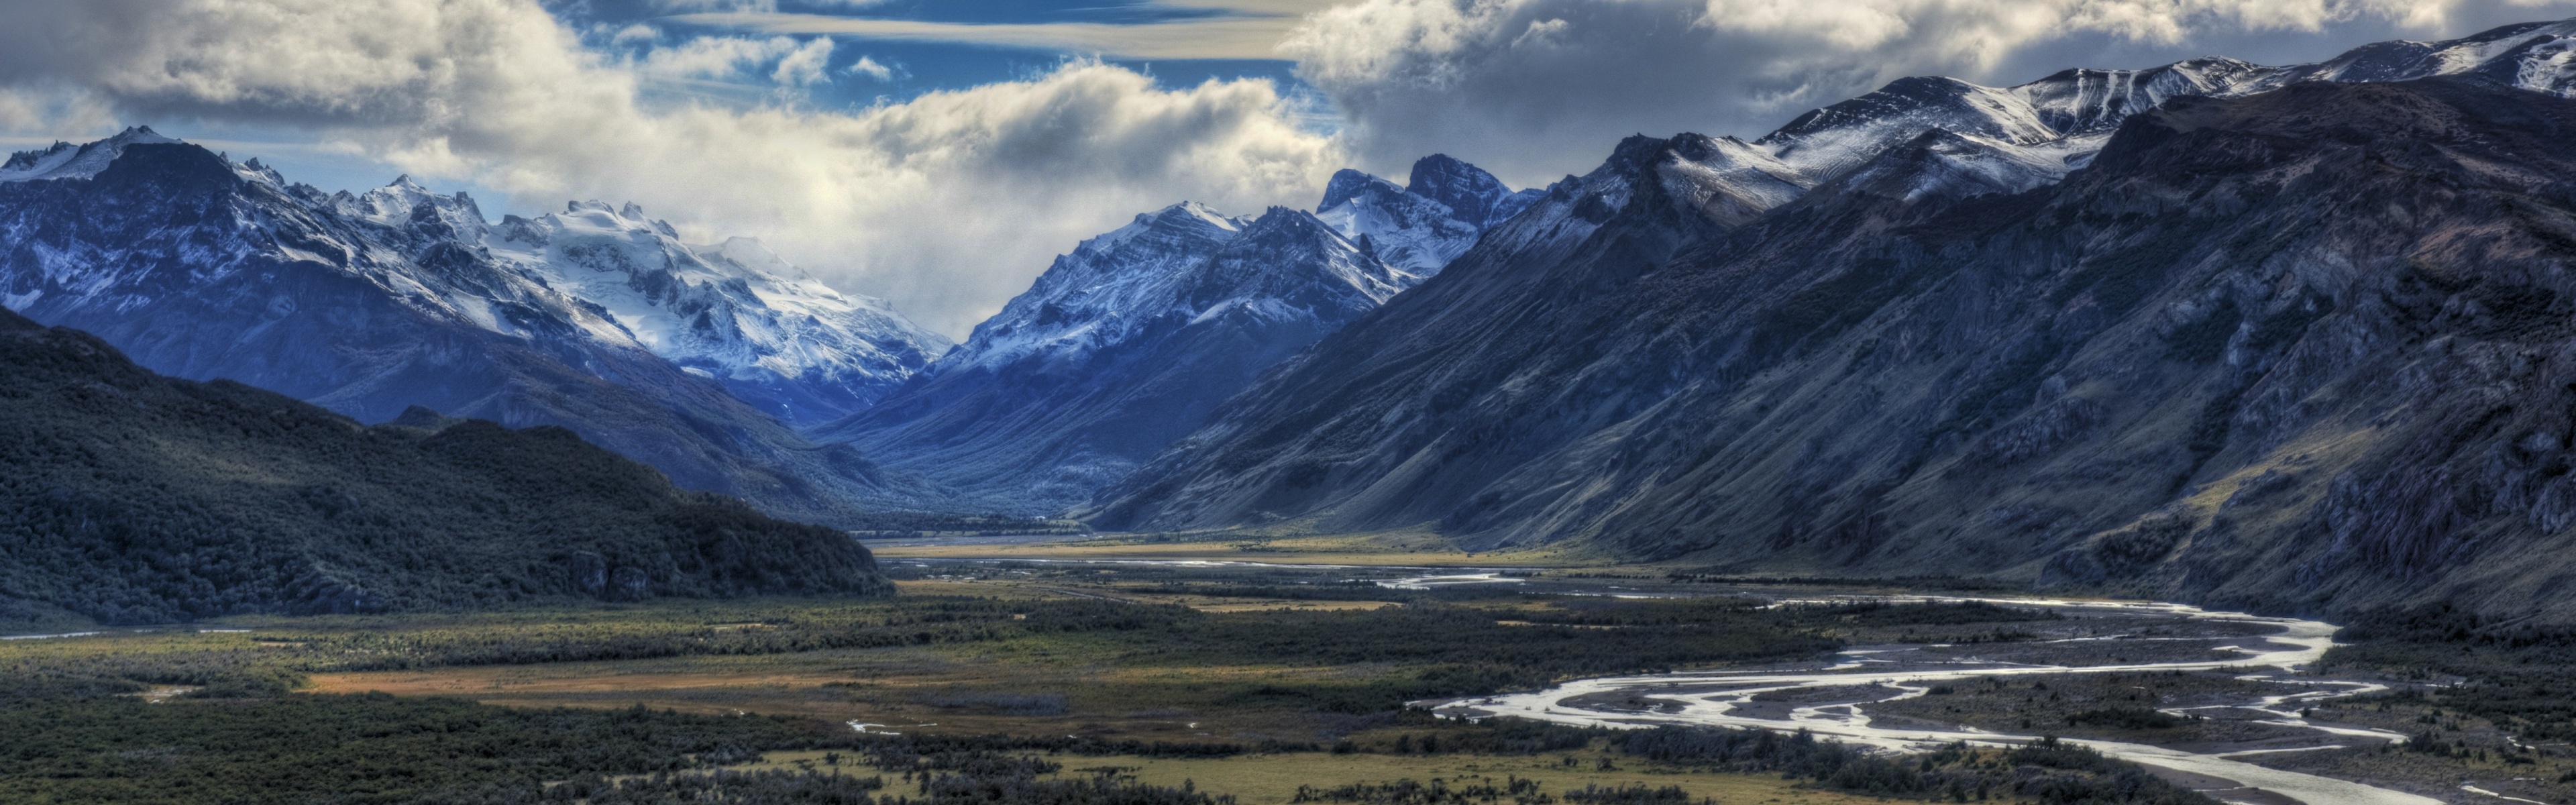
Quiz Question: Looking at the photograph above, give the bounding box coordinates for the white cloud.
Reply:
[633,36,811,83]
[847,55,898,82]
[610,23,661,46]
[0,87,116,136]
[645,0,899,11]
[1283,0,2576,185]
[0,0,1342,337]
[672,10,1309,60]
[667,1,1349,60]
[768,37,836,87]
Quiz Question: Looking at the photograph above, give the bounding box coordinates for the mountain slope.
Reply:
[0,133,930,525]
[812,203,1413,512]
[0,307,891,627]
[1095,76,2576,619]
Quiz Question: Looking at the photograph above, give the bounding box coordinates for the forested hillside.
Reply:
[0,308,892,628]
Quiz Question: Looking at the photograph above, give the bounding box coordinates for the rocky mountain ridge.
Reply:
[1091,21,2576,621]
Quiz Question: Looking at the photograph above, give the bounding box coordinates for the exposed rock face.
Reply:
[0,136,930,525]
[1093,76,2576,620]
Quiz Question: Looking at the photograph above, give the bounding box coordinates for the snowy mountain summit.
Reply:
[1699,17,2576,214]
[814,156,1535,513]
[0,125,180,182]
[0,131,943,522]
[1315,155,1542,276]
[488,200,950,425]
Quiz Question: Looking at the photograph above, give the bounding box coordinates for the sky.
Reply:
[0,0,2571,337]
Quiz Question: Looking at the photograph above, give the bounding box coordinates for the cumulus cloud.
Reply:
[768,37,836,87]
[1285,0,2576,185]
[0,0,1341,336]
[629,35,828,85]
[846,55,898,82]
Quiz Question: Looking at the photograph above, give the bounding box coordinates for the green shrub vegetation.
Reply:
[1618,729,2214,804]
[0,690,1273,805]
[0,587,2220,805]
[2325,602,2576,742]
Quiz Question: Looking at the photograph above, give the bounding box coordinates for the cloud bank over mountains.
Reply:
[1288,0,2576,184]
[0,0,2567,335]
[0,0,1338,335]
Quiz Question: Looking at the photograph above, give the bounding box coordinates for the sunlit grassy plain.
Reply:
[726,748,1892,805]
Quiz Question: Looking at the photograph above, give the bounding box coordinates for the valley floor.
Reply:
[3,531,2568,805]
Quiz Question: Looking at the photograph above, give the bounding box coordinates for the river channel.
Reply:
[891,556,2449,804]
[1429,596,2436,805]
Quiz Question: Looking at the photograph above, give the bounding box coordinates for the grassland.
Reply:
[727,748,1888,805]
[865,528,1594,566]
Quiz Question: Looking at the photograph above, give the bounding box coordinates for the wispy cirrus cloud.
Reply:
[665,0,1346,60]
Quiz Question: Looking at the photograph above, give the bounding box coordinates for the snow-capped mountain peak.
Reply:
[353,175,491,244]
[1641,18,2576,222]
[9,128,947,427]
[485,199,949,424]
[1313,154,1536,278]
[0,126,179,182]
[812,196,1411,513]
[1318,169,1403,213]
[2306,18,2576,91]
[1406,154,1542,228]
[1758,76,2062,182]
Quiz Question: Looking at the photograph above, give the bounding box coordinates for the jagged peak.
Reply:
[1111,201,1246,240]
[1318,168,1401,213]
[2025,55,2261,86]
[1605,134,1682,173]
[1239,205,1343,237]
[1404,154,1517,227]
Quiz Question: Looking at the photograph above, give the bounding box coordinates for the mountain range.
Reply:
[810,157,1533,512]
[0,130,947,526]
[1088,19,2576,618]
